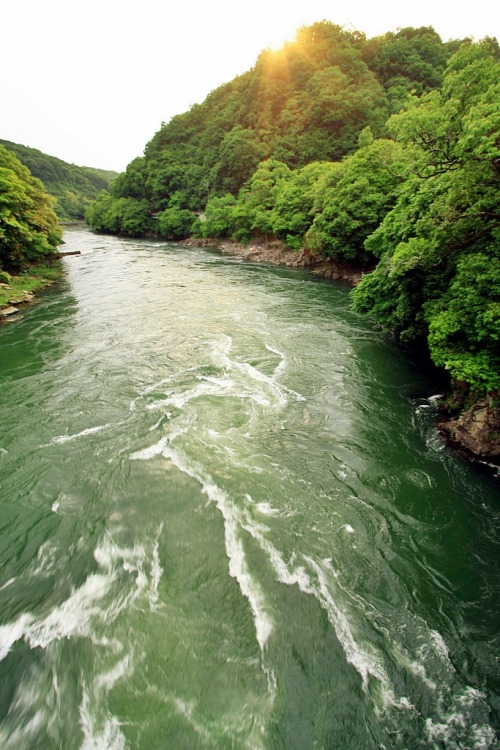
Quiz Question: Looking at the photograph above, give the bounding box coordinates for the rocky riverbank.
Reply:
[179,237,367,286]
[181,237,500,469]
[438,396,500,468]
[0,262,64,320]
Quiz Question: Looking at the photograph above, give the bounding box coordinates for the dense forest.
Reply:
[0,145,61,272]
[86,23,499,429]
[0,139,116,221]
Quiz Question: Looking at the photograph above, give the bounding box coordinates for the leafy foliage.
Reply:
[352,39,500,394]
[86,21,458,237]
[0,140,117,220]
[0,145,62,270]
[84,23,499,403]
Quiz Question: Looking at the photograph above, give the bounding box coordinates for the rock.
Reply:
[0,306,19,318]
[179,237,366,286]
[439,397,500,464]
[8,291,35,305]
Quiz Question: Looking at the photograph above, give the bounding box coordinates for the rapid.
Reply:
[0,227,498,749]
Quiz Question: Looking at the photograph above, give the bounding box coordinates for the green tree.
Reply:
[353,40,500,394]
[272,162,336,247]
[306,139,410,263]
[210,126,266,194]
[0,145,61,270]
[0,139,117,220]
[195,195,238,238]
[157,207,195,240]
[237,159,292,238]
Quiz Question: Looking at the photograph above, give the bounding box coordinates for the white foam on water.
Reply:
[79,687,126,750]
[146,377,235,411]
[129,436,169,461]
[255,502,281,517]
[0,613,34,661]
[393,653,437,692]
[342,524,355,534]
[425,687,497,749]
[149,442,273,651]
[95,655,133,691]
[0,532,157,661]
[146,684,270,749]
[148,414,168,432]
[28,540,60,578]
[212,334,304,410]
[149,524,164,609]
[265,344,287,379]
[306,556,388,690]
[429,629,450,661]
[45,424,112,446]
[0,576,16,592]
[0,708,46,749]
[240,512,388,692]
[51,500,60,513]
[173,699,212,741]
[26,573,113,650]
[428,394,444,403]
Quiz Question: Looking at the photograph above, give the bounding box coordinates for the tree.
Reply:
[157,207,195,240]
[237,159,292,238]
[0,145,61,270]
[305,139,410,262]
[352,40,500,394]
[209,126,266,194]
[0,139,116,220]
[272,162,335,247]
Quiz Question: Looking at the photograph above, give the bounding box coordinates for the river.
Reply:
[0,227,498,749]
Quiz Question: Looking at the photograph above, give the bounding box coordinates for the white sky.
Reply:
[1,0,498,172]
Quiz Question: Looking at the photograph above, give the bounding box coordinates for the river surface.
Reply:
[0,227,499,750]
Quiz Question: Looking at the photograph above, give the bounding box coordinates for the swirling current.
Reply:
[0,227,499,749]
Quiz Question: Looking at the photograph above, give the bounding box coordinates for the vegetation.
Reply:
[352,39,500,396]
[0,263,63,310]
[0,145,62,273]
[0,139,117,220]
[86,23,458,237]
[85,22,499,412]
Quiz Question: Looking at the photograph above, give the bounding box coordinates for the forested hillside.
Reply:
[0,145,61,271]
[85,21,500,457]
[0,140,117,221]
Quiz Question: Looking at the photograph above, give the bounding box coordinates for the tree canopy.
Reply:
[85,23,499,404]
[0,145,62,270]
[86,22,460,237]
[0,140,117,220]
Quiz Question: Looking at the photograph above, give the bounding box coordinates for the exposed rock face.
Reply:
[180,238,366,286]
[439,398,500,466]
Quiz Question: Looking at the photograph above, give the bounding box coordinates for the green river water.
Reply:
[0,227,499,749]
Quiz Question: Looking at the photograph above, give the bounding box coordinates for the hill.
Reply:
[85,21,500,463]
[0,139,117,221]
[85,22,462,236]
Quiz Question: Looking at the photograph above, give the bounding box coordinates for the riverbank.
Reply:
[0,262,64,319]
[181,236,500,469]
[179,237,367,286]
[437,395,500,469]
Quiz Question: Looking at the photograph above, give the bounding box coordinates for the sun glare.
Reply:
[262,23,296,51]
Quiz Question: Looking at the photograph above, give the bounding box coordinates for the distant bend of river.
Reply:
[0,227,499,750]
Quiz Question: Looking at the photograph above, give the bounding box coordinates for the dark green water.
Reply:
[0,227,499,749]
